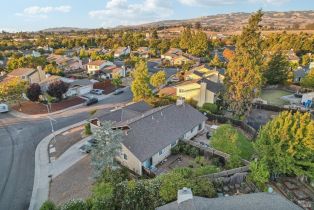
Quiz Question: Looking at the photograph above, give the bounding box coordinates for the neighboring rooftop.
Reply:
[157,191,303,210]
[87,60,106,66]
[7,68,36,77]
[197,78,224,93]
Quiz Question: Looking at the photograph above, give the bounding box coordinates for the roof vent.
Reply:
[177,187,193,204]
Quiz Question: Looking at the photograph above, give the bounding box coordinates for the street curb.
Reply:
[28,121,87,210]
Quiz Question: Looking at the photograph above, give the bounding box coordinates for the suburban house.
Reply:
[87,60,114,75]
[5,67,45,84]
[133,47,150,58]
[102,65,127,79]
[39,75,62,91]
[185,65,225,83]
[157,188,302,210]
[161,48,200,66]
[90,101,207,175]
[47,54,83,72]
[287,49,300,64]
[175,79,224,107]
[65,79,94,97]
[114,46,131,58]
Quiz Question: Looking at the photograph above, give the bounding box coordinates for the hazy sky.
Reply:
[1,0,313,31]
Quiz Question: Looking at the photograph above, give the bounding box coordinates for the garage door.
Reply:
[79,86,92,95]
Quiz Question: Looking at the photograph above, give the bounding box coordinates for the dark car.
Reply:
[206,132,211,139]
[86,98,98,106]
[90,89,104,95]
[87,138,97,146]
[79,144,91,153]
[113,89,124,95]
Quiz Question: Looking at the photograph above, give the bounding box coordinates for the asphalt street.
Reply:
[0,88,132,210]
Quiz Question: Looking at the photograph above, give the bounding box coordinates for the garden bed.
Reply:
[12,97,85,115]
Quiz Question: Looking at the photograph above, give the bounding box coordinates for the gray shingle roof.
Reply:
[97,101,151,123]
[156,192,303,210]
[197,78,224,93]
[122,104,207,162]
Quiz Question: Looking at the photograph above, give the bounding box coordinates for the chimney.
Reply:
[199,81,207,107]
[177,188,193,204]
[176,97,184,106]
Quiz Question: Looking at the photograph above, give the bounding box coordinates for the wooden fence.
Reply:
[186,140,250,165]
[205,113,257,138]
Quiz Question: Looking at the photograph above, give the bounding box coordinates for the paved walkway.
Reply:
[28,121,87,210]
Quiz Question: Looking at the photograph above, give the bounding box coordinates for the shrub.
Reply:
[84,123,92,135]
[47,80,69,100]
[40,200,57,210]
[60,199,86,210]
[193,165,219,177]
[194,156,206,166]
[202,103,218,114]
[170,145,180,155]
[27,83,41,101]
[192,179,217,198]
[189,147,200,158]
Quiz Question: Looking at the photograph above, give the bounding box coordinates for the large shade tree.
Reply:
[264,51,290,85]
[224,10,264,117]
[254,111,314,179]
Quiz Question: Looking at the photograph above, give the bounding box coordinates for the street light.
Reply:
[45,97,57,144]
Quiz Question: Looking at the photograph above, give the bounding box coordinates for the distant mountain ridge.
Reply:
[40,10,314,32]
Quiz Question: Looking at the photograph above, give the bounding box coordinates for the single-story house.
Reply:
[87,60,115,75]
[5,67,45,84]
[157,188,303,210]
[133,47,150,58]
[90,101,206,175]
[114,46,131,58]
[65,79,94,97]
[102,65,126,79]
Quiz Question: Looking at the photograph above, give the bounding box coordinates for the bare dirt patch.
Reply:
[49,155,93,206]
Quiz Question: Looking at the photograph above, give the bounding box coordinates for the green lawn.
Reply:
[260,89,292,106]
[210,124,253,160]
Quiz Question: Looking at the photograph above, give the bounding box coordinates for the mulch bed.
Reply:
[93,79,124,94]
[49,155,93,206]
[12,97,85,115]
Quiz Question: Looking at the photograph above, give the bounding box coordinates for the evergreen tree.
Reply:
[91,121,123,179]
[254,111,314,179]
[264,52,290,85]
[188,31,208,56]
[209,53,223,67]
[131,60,152,101]
[179,28,192,52]
[224,10,264,117]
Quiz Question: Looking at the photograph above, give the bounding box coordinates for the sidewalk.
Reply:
[29,121,87,210]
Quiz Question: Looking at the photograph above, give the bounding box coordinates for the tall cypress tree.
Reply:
[224,10,264,117]
[131,60,152,101]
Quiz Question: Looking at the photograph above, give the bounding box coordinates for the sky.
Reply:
[0,0,313,32]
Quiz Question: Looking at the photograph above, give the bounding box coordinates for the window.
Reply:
[123,154,128,160]
[159,149,164,156]
[198,123,203,130]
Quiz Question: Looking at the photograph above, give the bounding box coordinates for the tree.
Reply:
[264,52,290,85]
[188,31,208,56]
[301,54,311,66]
[254,111,314,179]
[91,121,123,179]
[209,53,223,67]
[26,83,41,101]
[179,28,192,52]
[44,63,62,75]
[131,60,152,101]
[111,74,122,89]
[150,70,166,91]
[47,80,69,100]
[301,68,314,89]
[40,200,57,210]
[224,10,264,117]
[0,77,28,105]
[79,48,88,58]
[222,48,235,61]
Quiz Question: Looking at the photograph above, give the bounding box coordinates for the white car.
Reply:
[0,103,9,113]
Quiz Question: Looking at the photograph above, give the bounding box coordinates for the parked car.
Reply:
[90,89,104,95]
[86,138,97,147]
[79,144,91,153]
[114,89,124,95]
[85,98,98,106]
[0,103,9,113]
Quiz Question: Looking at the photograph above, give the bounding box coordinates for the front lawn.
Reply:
[210,124,253,160]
